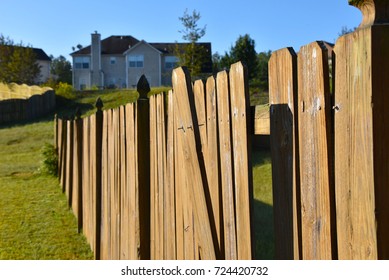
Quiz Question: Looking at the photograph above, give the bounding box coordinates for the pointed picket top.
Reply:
[349,0,389,28]
[137,74,151,100]
[95,97,103,111]
[75,107,81,119]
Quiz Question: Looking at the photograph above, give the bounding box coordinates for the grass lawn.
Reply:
[252,148,274,259]
[0,120,94,259]
[0,88,274,260]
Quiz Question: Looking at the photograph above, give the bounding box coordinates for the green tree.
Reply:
[50,55,72,84]
[338,26,356,36]
[0,34,40,85]
[175,9,208,77]
[256,50,272,91]
[224,34,259,80]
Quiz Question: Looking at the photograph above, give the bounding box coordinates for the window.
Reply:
[110,57,116,64]
[165,56,178,69]
[128,55,144,68]
[74,56,90,69]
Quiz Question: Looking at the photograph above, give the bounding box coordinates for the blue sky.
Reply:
[1,0,361,60]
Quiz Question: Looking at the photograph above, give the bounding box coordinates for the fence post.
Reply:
[136,75,151,260]
[334,0,389,259]
[73,108,83,232]
[94,97,103,259]
[65,116,74,207]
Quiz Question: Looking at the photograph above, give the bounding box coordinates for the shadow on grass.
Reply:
[253,199,275,260]
[251,147,275,260]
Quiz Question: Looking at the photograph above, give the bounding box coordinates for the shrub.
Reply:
[40,143,58,176]
[56,82,75,99]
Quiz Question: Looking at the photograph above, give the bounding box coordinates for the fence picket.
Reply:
[334,0,389,259]
[269,47,300,260]
[172,67,216,260]
[100,109,110,259]
[205,76,222,258]
[297,41,335,260]
[165,90,176,260]
[229,62,253,260]
[65,120,74,206]
[216,70,237,260]
[72,115,83,232]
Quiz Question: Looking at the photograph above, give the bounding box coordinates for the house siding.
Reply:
[101,55,126,88]
[36,60,51,84]
[127,43,160,88]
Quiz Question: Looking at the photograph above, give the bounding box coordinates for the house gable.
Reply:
[124,40,162,55]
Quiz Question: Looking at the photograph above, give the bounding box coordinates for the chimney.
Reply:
[91,31,102,87]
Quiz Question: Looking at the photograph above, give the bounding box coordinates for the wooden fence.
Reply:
[56,0,389,260]
[56,62,253,260]
[270,0,389,260]
[0,90,55,124]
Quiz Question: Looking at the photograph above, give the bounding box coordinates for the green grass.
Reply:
[0,120,94,260]
[0,88,274,260]
[252,148,274,259]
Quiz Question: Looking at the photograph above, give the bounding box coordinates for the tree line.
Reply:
[0,34,72,86]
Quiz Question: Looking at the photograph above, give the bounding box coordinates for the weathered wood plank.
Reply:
[65,120,73,206]
[334,1,389,258]
[125,103,139,260]
[216,70,237,260]
[174,96,184,259]
[82,117,92,252]
[268,47,301,260]
[165,90,176,260]
[149,94,157,259]
[119,106,128,260]
[156,93,166,259]
[89,114,97,257]
[111,108,121,259]
[72,115,83,232]
[205,76,222,258]
[297,41,334,260]
[100,109,110,259]
[172,67,216,260]
[229,62,253,260]
[106,110,115,259]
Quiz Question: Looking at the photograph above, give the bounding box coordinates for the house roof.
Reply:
[32,48,51,61]
[71,35,140,56]
[0,45,51,61]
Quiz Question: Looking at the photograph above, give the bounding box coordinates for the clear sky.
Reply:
[1,0,362,60]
